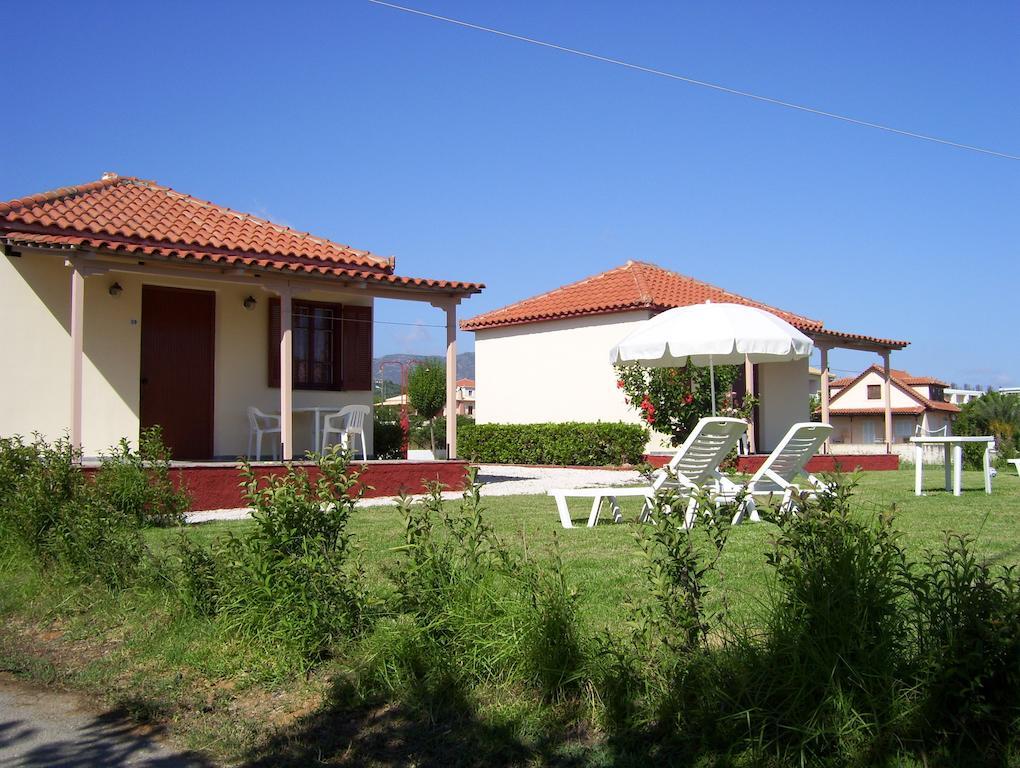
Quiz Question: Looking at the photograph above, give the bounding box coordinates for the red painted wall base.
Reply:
[644,453,900,472]
[84,461,471,512]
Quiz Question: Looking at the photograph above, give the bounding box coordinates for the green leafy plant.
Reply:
[459,422,648,466]
[356,469,587,715]
[0,434,152,588]
[615,363,755,446]
[372,417,404,460]
[408,359,446,453]
[954,392,1020,468]
[172,447,369,673]
[91,426,190,527]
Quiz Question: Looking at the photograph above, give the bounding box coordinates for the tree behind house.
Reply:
[408,359,446,453]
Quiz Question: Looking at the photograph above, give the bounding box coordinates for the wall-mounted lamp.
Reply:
[108,282,123,297]
[243,295,257,311]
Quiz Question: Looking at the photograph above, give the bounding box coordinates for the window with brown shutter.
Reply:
[867,384,882,400]
[342,305,373,390]
[267,298,372,391]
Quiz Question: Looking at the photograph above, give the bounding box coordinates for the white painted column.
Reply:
[819,345,831,454]
[744,356,756,454]
[445,300,458,459]
[69,266,85,456]
[279,287,294,461]
[882,351,893,453]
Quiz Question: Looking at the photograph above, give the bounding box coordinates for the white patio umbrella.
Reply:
[609,302,814,415]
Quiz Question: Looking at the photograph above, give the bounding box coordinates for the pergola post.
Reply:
[69,265,86,455]
[279,286,294,461]
[444,299,459,459]
[881,351,893,453]
[743,355,756,454]
[819,345,831,453]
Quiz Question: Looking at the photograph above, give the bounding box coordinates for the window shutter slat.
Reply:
[268,297,281,387]
[342,305,373,391]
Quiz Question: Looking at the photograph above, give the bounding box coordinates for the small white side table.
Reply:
[909,436,995,497]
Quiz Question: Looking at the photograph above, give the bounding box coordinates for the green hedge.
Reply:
[459,422,648,466]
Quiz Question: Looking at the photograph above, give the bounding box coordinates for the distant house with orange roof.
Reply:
[826,365,959,445]
[462,261,908,453]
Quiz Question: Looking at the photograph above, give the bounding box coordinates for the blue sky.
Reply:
[3,1,1018,387]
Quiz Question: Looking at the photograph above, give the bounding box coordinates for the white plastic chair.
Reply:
[247,407,281,461]
[321,405,370,460]
[730,422,834,519]
[547,417,749,528]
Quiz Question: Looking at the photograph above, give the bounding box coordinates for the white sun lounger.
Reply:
[730,422,834,521]
[548,417,748,528]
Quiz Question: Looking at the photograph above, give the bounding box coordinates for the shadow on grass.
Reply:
[242,669,606,768]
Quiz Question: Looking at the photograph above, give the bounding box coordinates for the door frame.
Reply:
[140,284,217,459]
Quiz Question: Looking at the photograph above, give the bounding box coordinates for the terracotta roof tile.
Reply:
[0,174,483,294]
[461,260,823,332]
[827,407,925,416]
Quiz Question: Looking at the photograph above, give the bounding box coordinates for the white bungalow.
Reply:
[0,173,482,461]
[462,261,908,454]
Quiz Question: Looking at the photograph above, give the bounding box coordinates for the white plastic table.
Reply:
[270,406,343,453]
[909,435,995,497]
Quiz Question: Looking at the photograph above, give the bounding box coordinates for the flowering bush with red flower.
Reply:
[615,363,756,446]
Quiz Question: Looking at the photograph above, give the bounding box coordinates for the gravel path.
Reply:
[186,464,644,523]
[0,674,212,767]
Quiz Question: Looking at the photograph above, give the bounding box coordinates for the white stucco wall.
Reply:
[757,358,810,452]
[474,312,813,453]
[474,311,672,445]
[0,247,373,459]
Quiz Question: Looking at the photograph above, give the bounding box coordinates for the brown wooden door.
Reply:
[140,286,216,460]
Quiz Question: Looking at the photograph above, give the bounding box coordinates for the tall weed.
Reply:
[91,426,189,527]
[358,468,586,713]
[173,448,369,673]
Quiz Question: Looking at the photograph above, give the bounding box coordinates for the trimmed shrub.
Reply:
[372,418,404,460]
[459,422,648,466]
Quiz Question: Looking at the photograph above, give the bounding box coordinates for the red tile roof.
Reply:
[828,407,925,416]
[830,367,949,389]
[461,261,908,350]
[0,174,483,294]
[462,260,822,332]
[456,378,475,387]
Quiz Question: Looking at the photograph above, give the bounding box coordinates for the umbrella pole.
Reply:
[710,356,717,416]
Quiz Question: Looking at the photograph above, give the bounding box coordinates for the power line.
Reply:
[368,0,1020,162]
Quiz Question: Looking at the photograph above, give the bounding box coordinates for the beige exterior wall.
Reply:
[0,247,373,458]
[474,311,673,446]
[830,414,918,445]
[829,370,919,410]
[757,358,810,452]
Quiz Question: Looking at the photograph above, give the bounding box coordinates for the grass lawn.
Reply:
[3,466,1018,765]
[150,466,1020,633]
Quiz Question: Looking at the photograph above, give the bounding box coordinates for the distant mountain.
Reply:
[373,352,475,383]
